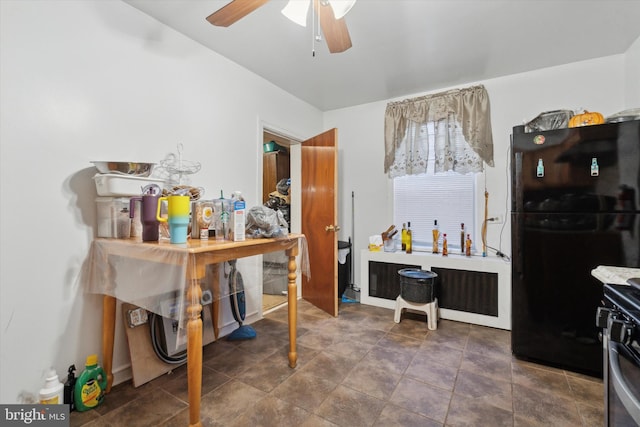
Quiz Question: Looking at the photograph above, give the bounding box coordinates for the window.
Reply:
[393,121,481,252]
[384,85,493,253]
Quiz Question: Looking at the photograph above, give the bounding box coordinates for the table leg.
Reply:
[208,264,220,340]
[186,278,203,427]
[286,245,299,368]
[211,299,220,340]
[102,295,116,393]
[187,259,204,427]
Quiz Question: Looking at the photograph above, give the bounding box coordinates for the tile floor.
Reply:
[71,300,604,426]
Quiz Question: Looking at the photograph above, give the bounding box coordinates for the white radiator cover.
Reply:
[360,250,511,330]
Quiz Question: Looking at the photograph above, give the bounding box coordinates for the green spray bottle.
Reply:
[74,354,107,412]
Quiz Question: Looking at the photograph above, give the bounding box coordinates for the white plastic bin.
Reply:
[93,173,164,197]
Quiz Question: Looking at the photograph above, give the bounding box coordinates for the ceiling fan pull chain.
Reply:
[312,0,315,56]
[316,0,322,43]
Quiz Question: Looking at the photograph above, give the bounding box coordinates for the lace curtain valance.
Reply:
[384,85,494,176]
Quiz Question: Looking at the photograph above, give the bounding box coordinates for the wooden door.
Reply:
[301,129,339,316]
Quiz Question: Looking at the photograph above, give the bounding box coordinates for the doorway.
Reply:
[259,126,340,317]
[262,130,294,312]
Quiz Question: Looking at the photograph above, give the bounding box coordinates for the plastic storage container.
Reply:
[398,269,438,303]
[96,197,131,238]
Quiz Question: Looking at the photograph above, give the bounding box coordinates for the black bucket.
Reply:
[398,269,438,303]
[338,241,351,299]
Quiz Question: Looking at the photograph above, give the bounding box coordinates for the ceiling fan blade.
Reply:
[314,0,352,53]
[206,0,270,27]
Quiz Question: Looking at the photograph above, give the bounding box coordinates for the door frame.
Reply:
[259,120,304,302]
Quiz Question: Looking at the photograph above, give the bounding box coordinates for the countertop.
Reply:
[591,265,640,285]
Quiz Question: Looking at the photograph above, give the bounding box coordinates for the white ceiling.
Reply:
[123,0,640,111]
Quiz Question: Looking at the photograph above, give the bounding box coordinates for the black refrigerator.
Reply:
[511,119,640,377]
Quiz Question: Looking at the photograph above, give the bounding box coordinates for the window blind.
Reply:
[394,173,476,251]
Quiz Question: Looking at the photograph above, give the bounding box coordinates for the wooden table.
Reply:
[86,235,304,427]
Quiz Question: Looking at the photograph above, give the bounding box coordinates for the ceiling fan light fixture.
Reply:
[281,0,310,27]
[327,0,356,19]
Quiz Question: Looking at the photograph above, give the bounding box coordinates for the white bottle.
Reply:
[231,191,246,242]
[39,368,64,404]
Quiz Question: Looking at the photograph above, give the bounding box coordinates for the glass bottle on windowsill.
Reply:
[401,223,408,251]
[432,220,439,254]
[465,234,472,257]
[460,223,465,254]
[406,222,412,254]
[442,233,448,256]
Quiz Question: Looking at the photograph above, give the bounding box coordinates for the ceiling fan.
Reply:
[206,0,355,53]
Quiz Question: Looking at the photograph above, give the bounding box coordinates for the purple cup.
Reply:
[130,195,160,242]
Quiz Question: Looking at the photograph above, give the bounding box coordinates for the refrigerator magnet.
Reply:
[591,158,599,176]
[536,159,544,177]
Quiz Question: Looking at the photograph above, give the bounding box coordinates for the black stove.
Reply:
[597,279,640,426]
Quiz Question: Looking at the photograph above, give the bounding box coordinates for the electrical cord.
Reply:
[486,244,511,261]
[149,312,187,364]
[481,143,512,261]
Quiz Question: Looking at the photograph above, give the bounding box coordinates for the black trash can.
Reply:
[338,241,351,299]
[398,269,438,303]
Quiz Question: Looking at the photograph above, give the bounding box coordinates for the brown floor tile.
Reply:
[316,385,386,427]
[567,375,604,409]
[363,344,415,375]
[159,366,230,403]
[511,362,572,400]
[460,349,512,381]
[83,388,186,427]
[324,337,374,360]
[424,324,469,350]
[298,351,359,384]
[92,380,157,415]
[375,331,423,358]
[417,339,464,368]
[75,301,605,427]
[156,408,190,427]
[233,332,289,357]
[512,383,583,426]
[227,395,312,427]
[389,377,451,423]
[297,329,338,351]
[299,414,340,427]
[389,317,430,340]
[446,392,514,426]
[404,357,458,391]
[453,369,512,412]
[235,353,298,393]
[272,370,338,412]
[342,356,403,400]
[70,408,100,427]
[576,401,605,427]
[198,380,266,426]
[271,342,321,369]
[203,346,267,377]
[374,404,443,427]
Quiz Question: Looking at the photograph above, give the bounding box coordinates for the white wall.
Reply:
[325,54,629,292]
[625,36,640,107]
[0,0,322,403]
